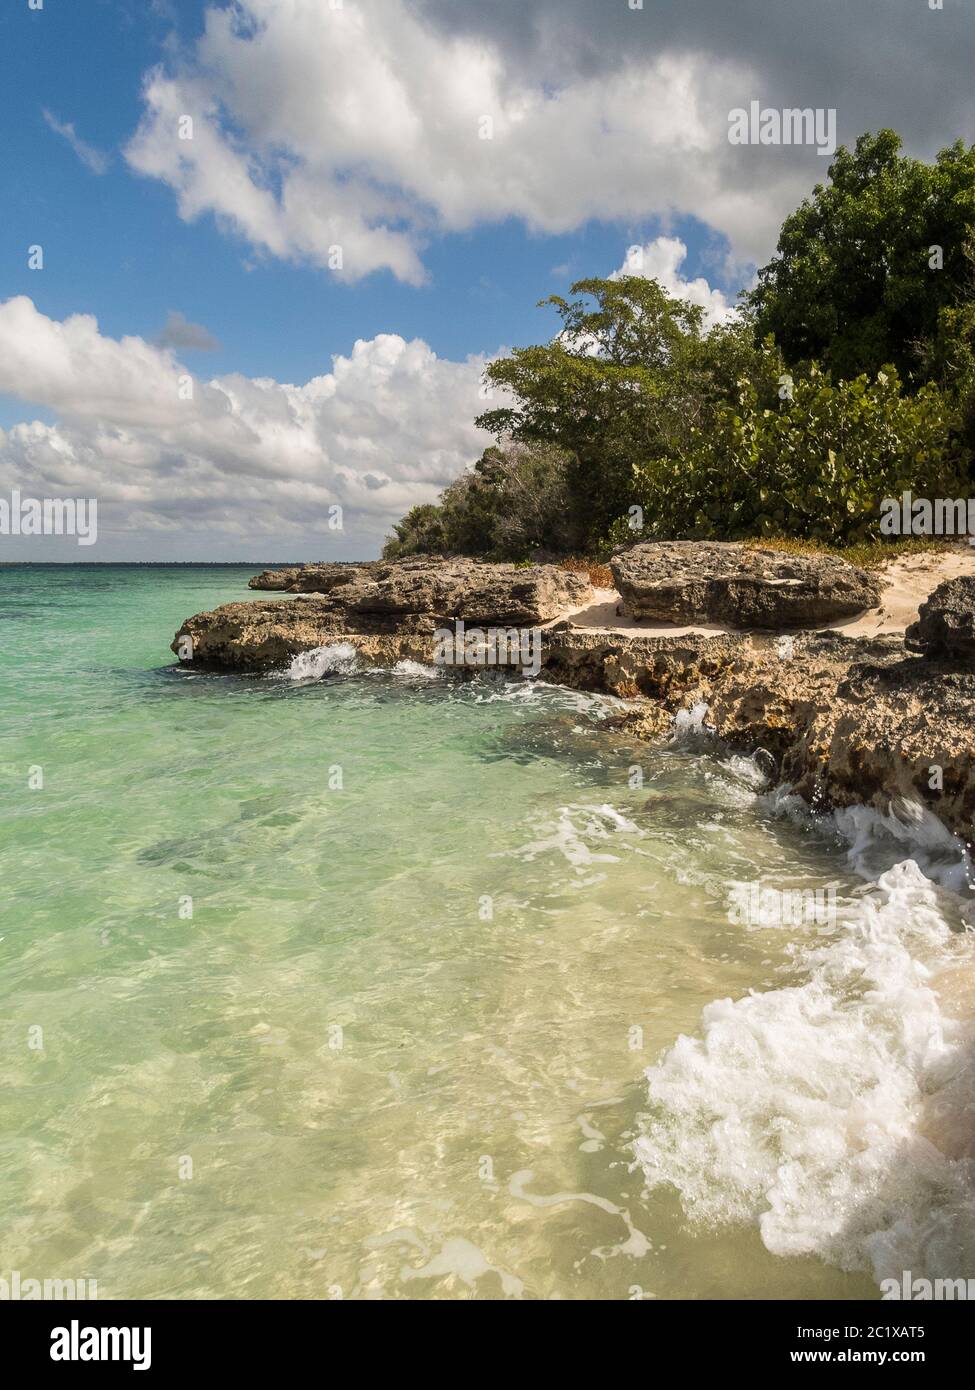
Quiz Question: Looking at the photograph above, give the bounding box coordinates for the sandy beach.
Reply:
[560,545,975,638]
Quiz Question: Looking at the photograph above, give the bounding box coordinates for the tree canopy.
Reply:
[747,129,975,383]
[475,277,767,538]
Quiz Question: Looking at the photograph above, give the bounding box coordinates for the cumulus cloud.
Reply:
[0,297,492,557]
[42,108,111,176]
[155,310,220,352]
[123,0,975,287]
[612,238,737,329]
[418,0,975,162]
[123,0,808,282]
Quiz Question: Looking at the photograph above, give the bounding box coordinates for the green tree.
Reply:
[748,130,975,384]
[383,502,449,558]
[382,443,580,560]
[476,277,767,545]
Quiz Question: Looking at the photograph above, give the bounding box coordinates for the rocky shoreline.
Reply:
[172,545,975,848]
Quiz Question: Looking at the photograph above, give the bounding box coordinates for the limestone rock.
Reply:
[247,556,588,620]
[287,562,381,593]
[171,597,440,672]
[172,554,975,844]
[249,567,301,590]
[905,575,975,664]
[248,563,376,591]
[175,557,591,671]
[610,541,882,628]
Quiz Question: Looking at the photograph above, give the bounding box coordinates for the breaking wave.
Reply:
[634,801,975,1291]
[284,642,360,681]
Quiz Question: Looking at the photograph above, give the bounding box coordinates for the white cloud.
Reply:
[42,108,111,176]
[612,237,737,329]
[123,0,808,283]
[0,297,492,557]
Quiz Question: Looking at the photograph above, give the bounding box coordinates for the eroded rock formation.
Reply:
[247,557,590,622]
[180,558,592,670]
[545,625,975,843]
[173,551,975,845]
[906,575,975,664]
[611,541,882,628]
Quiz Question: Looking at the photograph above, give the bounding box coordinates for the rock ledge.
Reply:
[611,540,882,628]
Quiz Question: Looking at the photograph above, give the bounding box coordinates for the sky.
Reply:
[0,0,973,561]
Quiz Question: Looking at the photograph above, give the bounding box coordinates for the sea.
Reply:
[1,563,972,1300]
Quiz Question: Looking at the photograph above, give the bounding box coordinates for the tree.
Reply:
[748,130,975,384]
[476,277,767,544]
[383,502,451,558]
[381,443,581,560]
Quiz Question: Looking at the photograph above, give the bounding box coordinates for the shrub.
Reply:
[623,365,969,545]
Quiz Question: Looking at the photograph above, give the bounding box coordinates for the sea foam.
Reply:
[634,836,975,1288]
[284,642,359,681]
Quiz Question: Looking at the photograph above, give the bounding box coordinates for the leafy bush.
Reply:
[624,365,969,544]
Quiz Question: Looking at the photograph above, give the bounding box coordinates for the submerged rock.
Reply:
[610,540,882,628]
[906,575,975,664]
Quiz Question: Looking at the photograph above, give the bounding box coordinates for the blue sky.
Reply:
[0,0,730,395]
[0,0,971,559]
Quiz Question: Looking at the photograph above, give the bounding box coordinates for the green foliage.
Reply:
[627,365,968,544]
[476,277,770,543]
[382,443,581,560]
[385,129,975,560]
[383,503,450,559]
[922,303,975,468]
[748,130,975,383]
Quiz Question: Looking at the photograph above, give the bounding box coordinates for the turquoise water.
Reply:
[1,565,971,1299]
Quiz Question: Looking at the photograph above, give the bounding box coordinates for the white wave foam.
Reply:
[458,673,626,716]
[285,642,359,681]
[833,799,974,898]
[389,659,441,680]
[502,804,642,879]
[634,858,975,1288]
[670,701,713,744]
[768,788,975,902]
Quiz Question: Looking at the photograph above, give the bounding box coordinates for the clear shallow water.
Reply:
[1,565,972,1300]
